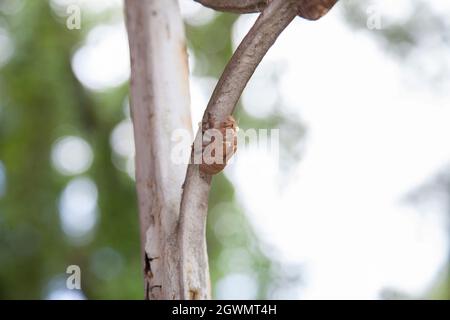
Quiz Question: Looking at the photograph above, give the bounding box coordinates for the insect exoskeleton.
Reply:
[199,115,238,175]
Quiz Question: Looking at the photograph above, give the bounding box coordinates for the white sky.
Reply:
[224,3,450,299]
[64,0,450,299]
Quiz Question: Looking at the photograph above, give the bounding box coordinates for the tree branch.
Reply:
[126,0,339,300]
[194,0,268,14]
[177,0,301,300]
[195,0,339,21]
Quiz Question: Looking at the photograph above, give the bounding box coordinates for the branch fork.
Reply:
[126,0,338,300]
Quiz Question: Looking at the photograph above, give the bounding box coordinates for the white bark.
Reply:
[125,0,192,300]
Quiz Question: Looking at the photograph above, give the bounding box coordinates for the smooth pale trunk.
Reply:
[125,0,193,300]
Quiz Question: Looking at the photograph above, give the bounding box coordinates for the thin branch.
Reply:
[195,0,339,21]
[205,0,306,122]
[194,0,268,13]
[177,0,301,300]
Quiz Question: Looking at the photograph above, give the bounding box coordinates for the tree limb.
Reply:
[177,0,301,300]
[194,0,268,14]
[195,0,339,21]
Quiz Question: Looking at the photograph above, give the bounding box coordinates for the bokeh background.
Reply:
[0,0,449,299]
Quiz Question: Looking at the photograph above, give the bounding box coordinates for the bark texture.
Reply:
[195,0,268,13]
[177,0,299,300]
[126,0,338,300]
[125,0,192,300]
[196,0,339,20]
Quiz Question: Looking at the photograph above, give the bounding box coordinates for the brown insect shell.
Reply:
[199,115,238,175]
[297,0,338,21]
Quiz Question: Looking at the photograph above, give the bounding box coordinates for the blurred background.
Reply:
[0,0,449,299]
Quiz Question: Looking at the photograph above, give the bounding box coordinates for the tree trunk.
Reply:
[125,0,192,300]
[125,0,331,300]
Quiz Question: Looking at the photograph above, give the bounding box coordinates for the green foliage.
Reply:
[0,0,448,300]
[0,1,141,299]
[0,1,281,299]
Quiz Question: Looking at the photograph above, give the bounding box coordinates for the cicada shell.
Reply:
[199,115,238,175]
[297,0,338,21]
